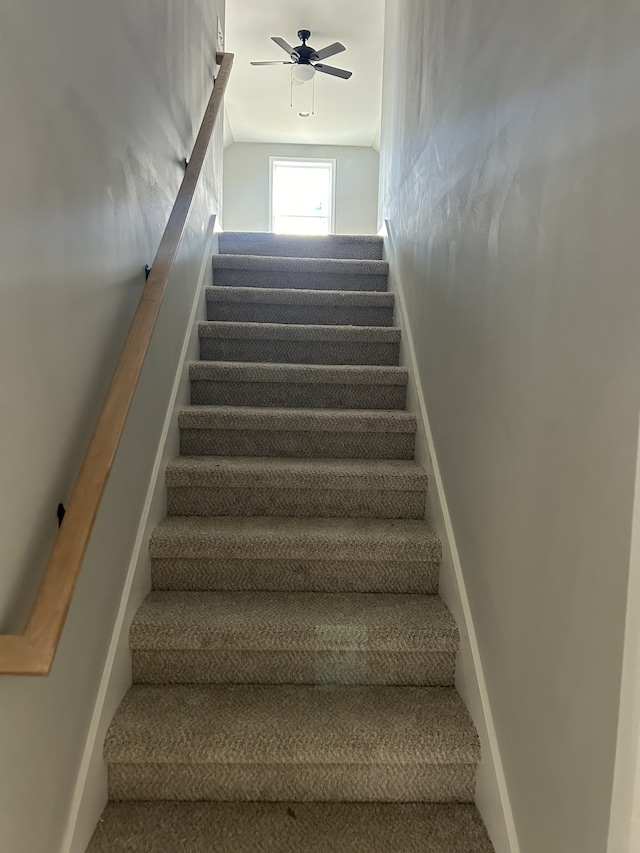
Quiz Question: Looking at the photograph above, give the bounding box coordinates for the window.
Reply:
[270,157,335,235]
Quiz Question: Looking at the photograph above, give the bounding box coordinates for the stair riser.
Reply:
[191,381,407,410]
[132,650,455,686]
[212,269,388,292]
[219,234,384,260]
[88,802,495,853]
[180,429,415,459]
[151,559,440,594]
[108,763,477,803]
[199,338,400,366]
[207,302,394,327]
[167,488,426,520]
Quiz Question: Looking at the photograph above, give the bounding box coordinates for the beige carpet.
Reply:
[88,233,494,850]
[89,802,494,852]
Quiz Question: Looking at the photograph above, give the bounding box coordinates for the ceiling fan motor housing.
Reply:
[294,46,319,63]
[293,30,319,64]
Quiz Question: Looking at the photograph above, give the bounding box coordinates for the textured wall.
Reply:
[379,2,640,852]
[0,2,224,850]
[223,143,379,234]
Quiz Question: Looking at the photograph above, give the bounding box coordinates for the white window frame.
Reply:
[269,156,337,235]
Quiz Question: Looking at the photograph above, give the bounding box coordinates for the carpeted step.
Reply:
[88,801,494,853]
[130,591,458,685]
[198,322,401,366]
[149,516,441,594]
[91,230,494,851]
[179,406,416,459]
[212,255,389,292]
[219,232,384,260]
[206,285,395,327]
[190,361,408,409]
[165,457,427,519]
[104,683,480,801]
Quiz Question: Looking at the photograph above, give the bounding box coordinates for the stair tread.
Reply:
[178,405,416,433]
[149,516,441,562]
[189,361,408,385]
[165,456,427,490]
[131,591,457,651]
[88,801,493,852]
[104,683,480,765]
[213,254,389,275]
[206,285,394,305]
[199,321,400,342]
[219,232,384,260]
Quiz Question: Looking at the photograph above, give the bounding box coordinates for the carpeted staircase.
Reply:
[88,233,494,851]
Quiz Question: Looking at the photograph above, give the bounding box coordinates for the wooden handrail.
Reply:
[0,52,234,676]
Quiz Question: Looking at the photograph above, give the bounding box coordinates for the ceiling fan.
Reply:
[251,29,353,80]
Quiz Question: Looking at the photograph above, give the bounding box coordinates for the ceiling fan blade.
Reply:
[315,42,346,61]
[314,63,352,80]
[251,61,293,66]
[271,36,295,56]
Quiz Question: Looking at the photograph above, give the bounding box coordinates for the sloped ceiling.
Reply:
[224,0,385,147]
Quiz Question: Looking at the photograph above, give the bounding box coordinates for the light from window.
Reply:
[271,158,334,235]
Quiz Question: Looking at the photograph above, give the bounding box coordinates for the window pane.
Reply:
[273,166,331,217]
[271,159,333,234]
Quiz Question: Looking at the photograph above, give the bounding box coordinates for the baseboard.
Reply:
[61,216,218,853]
[383,219,520,853]
[607,428,640,853]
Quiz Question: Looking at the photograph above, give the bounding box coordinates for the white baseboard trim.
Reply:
[383,219,520,853]
[61,216,218,853]
[607,421,640,853]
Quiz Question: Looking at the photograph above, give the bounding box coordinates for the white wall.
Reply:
[0,2,224,851]
[66,220,220,853]
[379,3,640,853]
[223,142,379,234]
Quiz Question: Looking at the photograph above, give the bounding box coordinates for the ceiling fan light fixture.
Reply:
[292,63,316,83]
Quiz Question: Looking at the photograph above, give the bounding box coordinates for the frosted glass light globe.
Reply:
[292,64,316,82]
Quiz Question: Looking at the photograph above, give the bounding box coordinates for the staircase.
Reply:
[88,233,494,851]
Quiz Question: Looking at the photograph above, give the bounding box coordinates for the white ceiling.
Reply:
[224,0,385,147]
